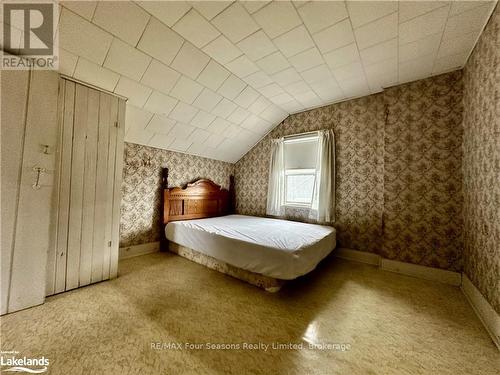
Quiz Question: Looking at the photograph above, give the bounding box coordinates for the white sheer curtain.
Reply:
[309,129,335,223]
[266,137,285,217]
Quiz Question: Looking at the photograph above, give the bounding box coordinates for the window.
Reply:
[283,135,318,207]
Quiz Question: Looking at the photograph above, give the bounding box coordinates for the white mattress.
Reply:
[165,215,336,280]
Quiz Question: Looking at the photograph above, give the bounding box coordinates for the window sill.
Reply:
[283,203,312,209]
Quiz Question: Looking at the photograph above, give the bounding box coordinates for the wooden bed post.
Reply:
[160,168,169,251]
[229,175,235,214]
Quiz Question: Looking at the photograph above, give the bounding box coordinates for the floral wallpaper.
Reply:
[462,5,499,313]
[120,143,234,247]
[382,73,463,271]
[235,71,464,272]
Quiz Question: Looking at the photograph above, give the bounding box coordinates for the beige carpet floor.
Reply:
[1,252,498,374]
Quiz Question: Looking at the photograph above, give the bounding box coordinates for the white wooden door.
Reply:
[46,79,125,295]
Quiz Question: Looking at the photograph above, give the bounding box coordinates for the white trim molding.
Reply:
[119,242,160,260]
[461,274,500,350]
[380,259,462,286]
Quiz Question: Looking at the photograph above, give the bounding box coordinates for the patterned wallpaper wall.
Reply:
[462,6,499,313]
[120,143,234,247]
[234,71,464,271]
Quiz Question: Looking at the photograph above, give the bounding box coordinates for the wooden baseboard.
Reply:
[335,249,461,286]
[461,274,500,350]
[119,242,160,260]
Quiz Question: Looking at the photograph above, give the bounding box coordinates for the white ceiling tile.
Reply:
[114,77,152,107]
[141,60,181,94]
[168,137,193,152]
[227,107,251,124]
[207,117,232,134]
[59,8,112,65]
[169,102,199,123]
[399,1,450,23]
[244,71,274,88]
[73,58,119,92]
[313,19,355,54]
[218,75,247,100]
[190,1,232,20]
[332,61,365,82]
[197,60,230,91]
[202,35,243,64]
[443,3,494,40]
[253,1,302,39]
[188,142,208,155]
[136,1,191,27]
[438,31,479,59]
[399,6,450,45]
[273,25,315,58]
[248,95,272,115]
[399,55,434,83]
[189,127,211,144]
[399,33,442,62]
[143,91,178,116]
[237,30,277,61]
[260,104,287,123]
[312,83,344,102]
[173,9,221,48]
[347,1,398,28]
[272,67,302,86]
[241,1,270,14]
[285,80,311,96]
[212,99,238,118]
[280,100,304,113]
[171,42,210,80]
[301,64,334,84]
[170,76,204,104]
[289,47,324,72]
[271,92,295,106]
[168,122,196,139]
[136,18,184,65]
[323,43,360,69]
[360,38,397,65]
[103,38,151,81]
[148,134,173,149]
[125,104,154,133]
[60,1,97,21]
[190,110,217,129]
[225,124,243,138]
[234,86,260,108]
[364,58,398,91]
[92,1,150,46]
[256,51,290,75]
[354,12,397,50]
[241,114,263,131]
[145,114,176,135]
[298,1,348,33]
[450,0,493,16]
[58,48,79,76]
[294,90,322,107]
[225,55,260,77]
[192,88,223,112]
[433,51,469,74]
[259,83,285,98]
[126,127,155,146]
[212,2,260,43]
[338,75,370,98]
[205,134,224,148]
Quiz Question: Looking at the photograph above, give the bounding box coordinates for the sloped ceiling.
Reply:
[24,1,500,162]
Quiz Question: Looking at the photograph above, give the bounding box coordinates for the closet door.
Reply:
[47,79,125,295]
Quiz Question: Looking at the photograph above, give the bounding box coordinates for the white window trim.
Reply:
[284,168,316,207]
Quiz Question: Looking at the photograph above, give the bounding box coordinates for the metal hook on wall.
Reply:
[32,167,46,190]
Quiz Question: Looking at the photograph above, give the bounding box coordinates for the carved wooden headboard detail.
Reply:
[162,168,235,224]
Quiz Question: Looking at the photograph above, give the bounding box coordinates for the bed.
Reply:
[162,168,336,292]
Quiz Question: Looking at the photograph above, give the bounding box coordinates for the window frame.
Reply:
[284,168,317,207]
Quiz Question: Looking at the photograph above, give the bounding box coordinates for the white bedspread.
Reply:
[165,215,336,280]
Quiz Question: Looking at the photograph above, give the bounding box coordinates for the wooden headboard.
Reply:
[162,168,235,224]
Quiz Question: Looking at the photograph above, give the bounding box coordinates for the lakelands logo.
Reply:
[0,351,49,373]
[1,1,59,69]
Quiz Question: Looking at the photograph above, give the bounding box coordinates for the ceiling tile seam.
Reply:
[293,2,345,97]
[397,2,450,25]
[454,1,498,72]
[350,10,398,31]
[133,12,153,48]
[137,58,153,83]
[430,3,453,74]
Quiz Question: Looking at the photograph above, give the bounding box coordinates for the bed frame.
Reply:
[161,168,284,292]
